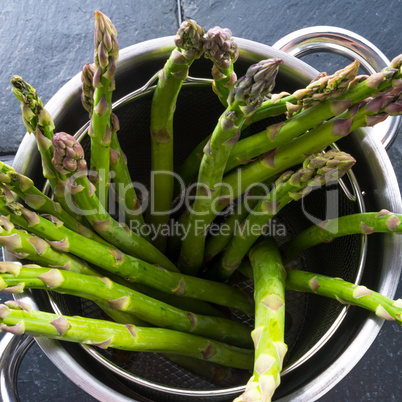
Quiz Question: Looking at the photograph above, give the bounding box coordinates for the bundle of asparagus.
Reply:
[1,10,402,401]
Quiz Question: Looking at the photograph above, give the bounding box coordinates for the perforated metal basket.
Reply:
[1,28,402,402]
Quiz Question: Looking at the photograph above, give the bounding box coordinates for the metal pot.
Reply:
[0,27,401,402]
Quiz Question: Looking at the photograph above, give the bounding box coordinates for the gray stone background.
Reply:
[0,0,401,400]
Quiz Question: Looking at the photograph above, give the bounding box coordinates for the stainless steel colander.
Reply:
[1,27,401,402]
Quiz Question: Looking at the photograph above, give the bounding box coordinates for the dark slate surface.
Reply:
[0,0,401,401]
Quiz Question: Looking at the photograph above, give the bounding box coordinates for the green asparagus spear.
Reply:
[179,58,283,275]
[81,62,96,114]
[149,19,205,252]
[0,161,111,246]
[236,259,402,325]
[173,26,238,193]
[204,26,239,107]
[213,89,402,223]
[109,113,147,236]
[176,59,360,187]
[0,215,95,275]
[285,269,402,323]
[0,262,252,348]
[0,302,253,369]
[224,59,399,173]
[51,132,177,270]
[0,215,148,327]
[214,150,356,281]
[10,76,56,178]
[177,57,402,250]
[88,10,119,208]
[9,76,78,218]
[234,238,287,401]
[280,210,402,263]
[247,59,361,125]
[81,63,146,235]
[0,194,253,314]
[0,212,222,319]
[203,178,276,263]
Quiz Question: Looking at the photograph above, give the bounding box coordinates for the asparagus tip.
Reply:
[204,26,239,69]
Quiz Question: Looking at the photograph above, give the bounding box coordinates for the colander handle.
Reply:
[272,26,401,149]
[0,333,34,402]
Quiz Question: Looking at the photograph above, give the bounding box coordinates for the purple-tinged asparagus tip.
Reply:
[52,132,87,175]
[94,11,118,38]
[228,58,283,116]
[174,19,205,60]
[204,26,239,70]
[94,9,119,65]
[81,62,96,111]
[389,53,402,69]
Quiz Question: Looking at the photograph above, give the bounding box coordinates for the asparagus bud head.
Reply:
[228,58,283,116]
[52,133,87,175]
[204,26,239,69]
[273,150,356,202]
[10,76,42,107]
[291,61,360,114]
[310,60,360,94]
[94,10,119,66]
[10,76,56,133]
[388,53,402,70]
[304,150,356,185]
[174,19,205,60]
[81,62,96,113]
